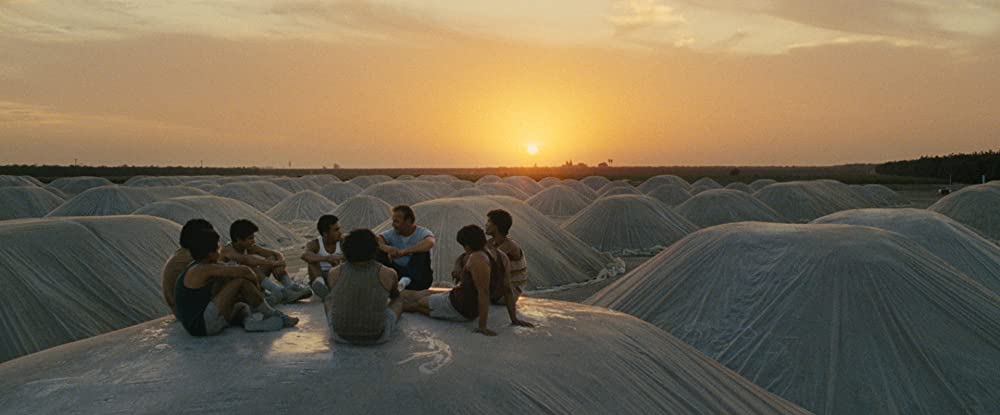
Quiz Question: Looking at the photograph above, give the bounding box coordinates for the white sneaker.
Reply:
[398,277,412,291]
[244,313,284,332]
[264,289,284,306]
[311,279,330,300]
[282,284,312,303]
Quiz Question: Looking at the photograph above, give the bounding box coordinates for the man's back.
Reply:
[161,248,193,312]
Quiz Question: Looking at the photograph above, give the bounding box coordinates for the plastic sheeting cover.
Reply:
[581,175,611,190]
[560,179,599,201]
[502,176,543,195]
[347,175,393,189]
[449,187,489,197]
[538,176,562,187]
[675,189,784,228]
[476,183,531,200]
[134,196,301,249]
[563,195,697,256]
[0,187,64,220]
[360,181,438,206]
[210,181,292,212]
[317,182,364,204]
[646,184,693,206]
[754,181,871,223]
[46,185,159,217]
[0,299,808,415]
[724,182,753,193]
[814,208,1000,292]
[526,185,590,218]
[750,179,778,191]
[332,195,392,232]
[638,175,691,192]
[928,184,1000,242]
[375,196,620,290]
[46,176,113,196]
[266,191,338,224]
[0,215,178,362]
[588,222,1000,415]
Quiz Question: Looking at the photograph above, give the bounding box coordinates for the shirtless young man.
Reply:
[174,228,298,337]
[161,218,213,313]
[302,215,344,299]
[221,219,311,304]
[485,209,528,304]
[404,225,533,336]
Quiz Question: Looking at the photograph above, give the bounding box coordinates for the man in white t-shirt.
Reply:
[302,214,344,298]
[376,205,436,291]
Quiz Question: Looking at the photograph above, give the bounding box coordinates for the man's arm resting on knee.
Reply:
[470,255,495,336]
[400,236,435,256]
[221,246,275,267]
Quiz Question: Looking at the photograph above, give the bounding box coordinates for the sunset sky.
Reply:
[1,1,998,168]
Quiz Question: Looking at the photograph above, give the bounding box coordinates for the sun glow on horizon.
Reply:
[526,143,539,155]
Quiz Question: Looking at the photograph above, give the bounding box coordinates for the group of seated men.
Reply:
[161,204,534,342]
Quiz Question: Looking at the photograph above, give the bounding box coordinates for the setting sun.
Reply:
[526,143,539,156]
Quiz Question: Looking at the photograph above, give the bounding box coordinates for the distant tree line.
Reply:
[876,150,999,184]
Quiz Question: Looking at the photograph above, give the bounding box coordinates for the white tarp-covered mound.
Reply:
[332,195,391,232]
[750,179,778,191]
[449,187,489,197]
[0,299,807,415]
[266,191,337,224]
[405,180,454,199]
[448,180,475,191]
[560,179,599,201]
[375,196,620,290]
[724,182,753,193]
[928,184,1000,242]
[475,175,502,185]
[581,175,611,190]
[754,180,871,223]
[563,195,697,256]
[360,181,437,206]
[348,175,393,189]
[597,182,641,197]
[639,175,691,192]
[300,174,341,187]
[0,187,64,220]
[502,176,543,196]
[47,185,158,217]
[317,182,364,204]
[476,183,531,200]
[267,177,315,193]
[859,184,909,207]
[691,177,722,190]
[588,222,1000,415]
[47,176,113,196]
[0,215,178,362]
[646,184,693,206]
[815,208,1000,293]
[210,181,292,212]
[142,186,209,200]
[526,185,590,218]
[0,175,40,188]
[125,176,189,187]
[134,196,301,249]
[676,189,784,228]
[538,176,562,187]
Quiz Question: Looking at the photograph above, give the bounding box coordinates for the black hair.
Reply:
[456,224,487,251]
[392,205,415,222]
[342,229,378,263]
[190,229,221,261]
[317,214,340,236]
[487,209,513,235]
[229,219,259,242]
[180,219,213,249]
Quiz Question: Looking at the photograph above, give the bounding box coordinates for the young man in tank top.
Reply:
[221,219,312,305]
[302,215,344,299]
[376,205,436,291]
[405,225,533,336]
[324,229,402,345]
[174,228,298,337]
[161,218,213,313]
[485,209,528,304]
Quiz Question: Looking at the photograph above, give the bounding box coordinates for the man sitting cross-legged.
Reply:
[174,228,298,337]
[324,229,403,345]
[404,225,534,336]
[376,205,435,291]
[303,214,344,299]
[221,219,311,305]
